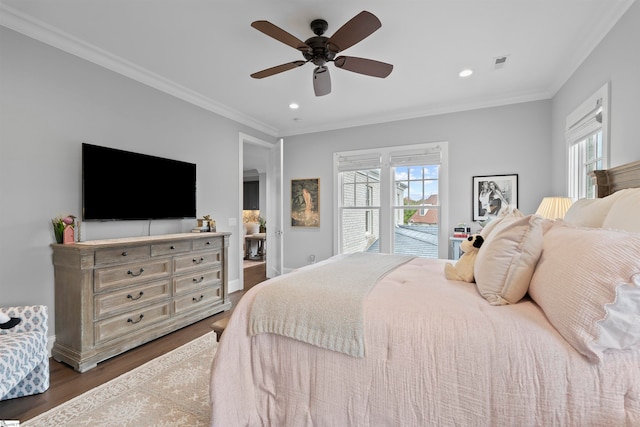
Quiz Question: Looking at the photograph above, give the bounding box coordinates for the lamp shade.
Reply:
[535,197,574,220]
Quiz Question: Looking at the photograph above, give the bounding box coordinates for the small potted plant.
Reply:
[51,214,76,244]
[259,217,266,233]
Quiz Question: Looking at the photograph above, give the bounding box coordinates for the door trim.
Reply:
[239,132,275,291]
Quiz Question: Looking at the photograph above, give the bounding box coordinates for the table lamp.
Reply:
[535,197,574,220]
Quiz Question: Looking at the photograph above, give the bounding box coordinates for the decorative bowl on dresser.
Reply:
[51,232,232,372]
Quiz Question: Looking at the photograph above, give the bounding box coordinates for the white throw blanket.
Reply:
[249,252,414,357]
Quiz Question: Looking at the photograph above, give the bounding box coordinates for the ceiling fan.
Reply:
[250,11,393,96]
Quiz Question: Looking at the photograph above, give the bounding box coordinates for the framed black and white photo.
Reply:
[473,174,518,221]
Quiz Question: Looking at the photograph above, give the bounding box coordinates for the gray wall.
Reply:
[550,0,640,194]
[282,101,552,269]
[0,27,274,333]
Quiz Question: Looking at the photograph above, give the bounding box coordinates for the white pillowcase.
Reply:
[475,214,545,306]
[528,222,640,363]
[601,188,640,232]
[563,190,626,228]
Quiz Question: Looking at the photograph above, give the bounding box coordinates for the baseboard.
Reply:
[47,334,56,358]
[228,278,241,293]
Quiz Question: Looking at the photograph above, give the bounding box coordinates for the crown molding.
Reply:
[0,4,279,137]
[279,89,553,137]
[546,0,636,96]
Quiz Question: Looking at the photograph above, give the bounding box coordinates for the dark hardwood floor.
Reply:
[0,291,244,423]
[244,260,267,291]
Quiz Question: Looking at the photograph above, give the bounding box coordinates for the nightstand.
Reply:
[449,237,466,260]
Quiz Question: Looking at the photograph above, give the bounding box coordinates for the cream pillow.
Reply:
[602,188,640,232]
[475,214,545,306]
[563,190,625,228]
[529,222,640,363]
[479,208,525,239]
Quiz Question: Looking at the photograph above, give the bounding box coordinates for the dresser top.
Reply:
[53,232,231,249]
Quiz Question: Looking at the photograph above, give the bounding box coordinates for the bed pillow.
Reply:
[601,188,640,232]
[475,214,545,306]
[563,190,625,228]
[528,222,640,363]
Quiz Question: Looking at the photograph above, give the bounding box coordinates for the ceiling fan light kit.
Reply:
[251,11,393,96]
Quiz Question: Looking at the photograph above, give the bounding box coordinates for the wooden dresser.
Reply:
[51,232,231,372]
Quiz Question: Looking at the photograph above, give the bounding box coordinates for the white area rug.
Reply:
[23,332,217,427]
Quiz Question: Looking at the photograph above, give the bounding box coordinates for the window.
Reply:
[334,142,448,258]
[566,83,609,199]
[339,168,381,254]
[392,164,440,257]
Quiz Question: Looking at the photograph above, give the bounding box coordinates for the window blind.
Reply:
[389,149,441,166]
[336,152,382,172]
[565,83,608,146]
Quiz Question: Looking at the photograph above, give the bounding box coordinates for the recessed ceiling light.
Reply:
[289,103,299,109]
[459,69,473,78]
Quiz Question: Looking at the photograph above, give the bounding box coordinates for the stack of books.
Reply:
[453,225,471,238]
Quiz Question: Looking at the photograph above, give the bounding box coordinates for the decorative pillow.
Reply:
[479,208,525,239]
[475,214,545,306]
[602,188,640,232]
[528,222,640,363]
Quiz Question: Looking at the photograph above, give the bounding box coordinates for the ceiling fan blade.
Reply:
[313,66,331,96]
[251,61,307,79]
[251,20,310,52]
[326,11,381,53]
[334,56,393,78]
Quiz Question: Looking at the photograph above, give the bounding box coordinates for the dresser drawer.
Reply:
[51,232,231,372]
[94,302,170,344]
[173,250,221,274]
[173,286,222,315]
[192,237,222,251]
[94,259,171,292]
[94,279,170,319]
[151,240,192,257]
[173,268,222,295]
[95,245,150,265]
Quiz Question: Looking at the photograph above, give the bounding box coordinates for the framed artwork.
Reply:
[472,174,518,221]
[291,178,320,228]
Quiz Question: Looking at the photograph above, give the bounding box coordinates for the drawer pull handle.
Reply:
[193,257,204,264]
[127,314,144,324]
[127,268,145,277]
[170,245,175,250]
[122,251,128,256]
[192,295,204,302]
[193,276,204,284]
[127,291,144,301]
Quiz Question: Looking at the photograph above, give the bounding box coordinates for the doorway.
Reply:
[239,133,283,291]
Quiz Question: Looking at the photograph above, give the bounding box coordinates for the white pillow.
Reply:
[602,188,640,232]
[563,190,624,228]
[475,214,545,306]
[529,222,640,363]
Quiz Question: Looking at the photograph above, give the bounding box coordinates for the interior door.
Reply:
[266,139,283,278]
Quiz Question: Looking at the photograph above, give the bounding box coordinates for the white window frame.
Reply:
[566,83,609,199]
[333,142,449,259]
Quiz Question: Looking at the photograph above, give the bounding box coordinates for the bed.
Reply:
[210,161,640,427]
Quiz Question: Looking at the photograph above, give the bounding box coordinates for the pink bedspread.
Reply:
[210,257,640,426]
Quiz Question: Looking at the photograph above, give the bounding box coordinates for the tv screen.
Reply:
[82,143,196,221]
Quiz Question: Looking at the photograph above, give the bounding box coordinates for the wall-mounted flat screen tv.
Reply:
[82,143,196,221]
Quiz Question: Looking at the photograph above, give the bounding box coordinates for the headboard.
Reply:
[591,160,640,198]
